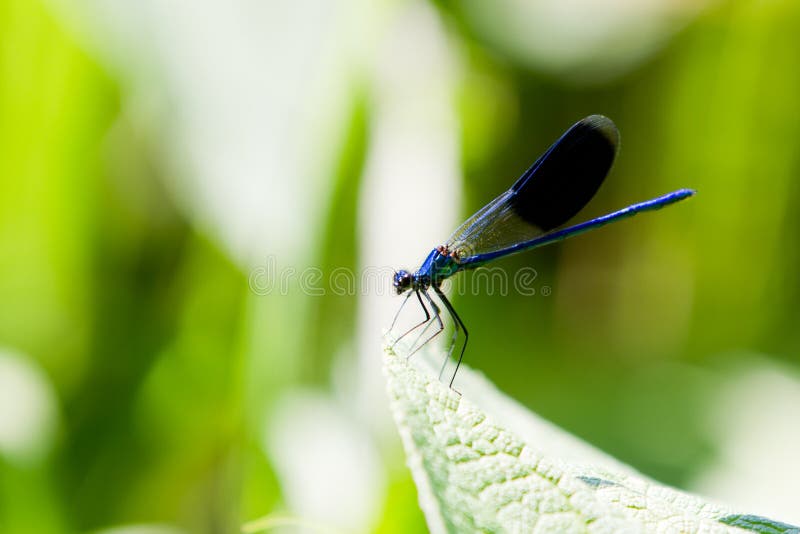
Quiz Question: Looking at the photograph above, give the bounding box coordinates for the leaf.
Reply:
[718,515,800,534]
[382,346,799,534]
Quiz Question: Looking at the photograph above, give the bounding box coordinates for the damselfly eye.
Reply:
[393,270,412,294]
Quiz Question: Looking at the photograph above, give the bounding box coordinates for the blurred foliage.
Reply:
[305,91,370,385]
[444,0,800,486]
[1,0,799,532]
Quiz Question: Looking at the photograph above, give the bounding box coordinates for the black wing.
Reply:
[446,115,619,260]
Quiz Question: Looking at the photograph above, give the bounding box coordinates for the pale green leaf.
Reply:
[383,346,799,534]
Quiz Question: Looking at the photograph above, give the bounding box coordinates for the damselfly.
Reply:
[391,115,694,388]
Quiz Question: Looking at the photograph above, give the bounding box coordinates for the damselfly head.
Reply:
[393,270,412,294]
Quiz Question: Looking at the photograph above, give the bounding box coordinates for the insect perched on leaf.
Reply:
[391,115,695,388]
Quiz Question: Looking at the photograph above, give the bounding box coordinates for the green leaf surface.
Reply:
[382,346,798,534]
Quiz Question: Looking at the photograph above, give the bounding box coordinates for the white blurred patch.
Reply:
[691,359,800,525]
[461,0,714,83]
[0,349,58,463]
[357,1,462,434]
[265,392,384,532]
[54,0,376,266]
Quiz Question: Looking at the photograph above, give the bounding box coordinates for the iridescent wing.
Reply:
[446,115,619,261]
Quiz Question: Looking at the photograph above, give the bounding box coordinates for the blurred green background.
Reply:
[1,0,799,532]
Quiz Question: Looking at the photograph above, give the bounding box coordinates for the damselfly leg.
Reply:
[391,290,430,349]
[434,284,469,389]
[406,291,444,359]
